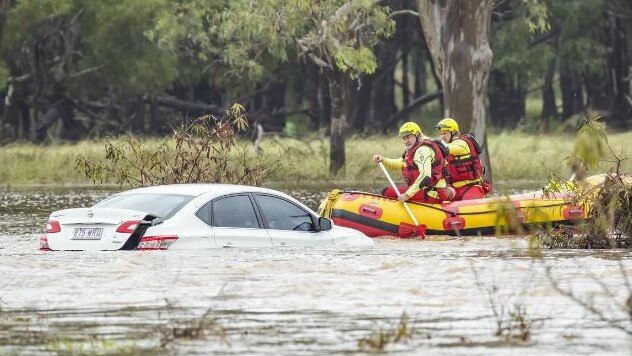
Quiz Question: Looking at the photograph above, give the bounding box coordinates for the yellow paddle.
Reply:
[378,162,425,238]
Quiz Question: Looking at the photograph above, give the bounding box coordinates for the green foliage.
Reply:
[492,0,609,96]
[536,174,632,249]
[77,0,179,96]
[493,198,525,236]
[493,16,552,76]
[534,118,632,249]
[2,0,182,101]
[75,105,286,187]
[217,0,394,79]
[522,0,550,33]
[147,0,234,87]
[550,0,608,73]
[568,115,607,172]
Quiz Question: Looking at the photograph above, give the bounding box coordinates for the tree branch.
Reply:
[383,90,443,130]
[152,95,221,115]
[528,27,561,48]
[389,10,419,19]
[70,65,103,78]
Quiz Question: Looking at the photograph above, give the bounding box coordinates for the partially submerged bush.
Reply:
[535,173,632,249]
[533,116,632,249]
[76,104,287,187]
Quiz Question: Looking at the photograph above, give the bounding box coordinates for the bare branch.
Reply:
[388,10,419,19]
[70,65,103,78]
[307,53,332,69]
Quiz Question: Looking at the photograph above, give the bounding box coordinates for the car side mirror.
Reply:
[318,217,332,231]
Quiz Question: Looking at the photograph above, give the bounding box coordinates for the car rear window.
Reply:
[93,193,194,219]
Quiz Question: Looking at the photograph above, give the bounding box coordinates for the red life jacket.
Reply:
[402,139,448,188]
[446,133,484,183]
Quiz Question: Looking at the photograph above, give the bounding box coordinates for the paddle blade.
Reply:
[397,223,426,239]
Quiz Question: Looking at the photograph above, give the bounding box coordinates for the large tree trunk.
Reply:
[413,45,427,98]
[397,1,411,108]
[541,57,558,131]
[582,13,631,128]
[30,106,60,143]
[57,99,83,140]
[328,70,349,175]
[559,62,584,120]
[257,80,286,132]
[0,0,9,52]
[306,65,331,130]
[608,13,631,126]
[417,0,494,183]
[350,74,372,132]
[373,40,398,132]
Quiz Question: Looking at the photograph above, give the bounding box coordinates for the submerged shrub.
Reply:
[357,312,411,351]
[535,173,632,249]
[76,104,287,187]
[532,115,632,249]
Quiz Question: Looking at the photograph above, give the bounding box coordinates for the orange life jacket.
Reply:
[446,133,484,183]
[402,139,448,188]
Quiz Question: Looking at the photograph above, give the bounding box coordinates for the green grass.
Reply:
[1,131,631,187]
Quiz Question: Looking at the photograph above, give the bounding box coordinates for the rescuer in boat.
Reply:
[435,118,491,200]
[372,122,455,204]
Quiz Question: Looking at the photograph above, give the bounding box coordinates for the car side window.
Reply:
[211,195,260,229]
[195,201,212,225]
[254,194,314,231]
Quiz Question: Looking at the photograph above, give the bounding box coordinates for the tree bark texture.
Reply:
[350,74,373,131]
[328,70,349,175]
[30,106,60,143]
[608,14,631,125]
[0,0,9,54]
[541,57,558,131]
[417,0,494,183]
[373,41,398,131]
[559,62,584,120]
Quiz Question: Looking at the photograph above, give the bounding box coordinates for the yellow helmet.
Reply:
[435,118,459,133]
[398,122,422,138]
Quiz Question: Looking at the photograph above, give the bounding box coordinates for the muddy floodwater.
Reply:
[1,186,631,355]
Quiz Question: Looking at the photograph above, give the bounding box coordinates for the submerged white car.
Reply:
[41,184,374,251]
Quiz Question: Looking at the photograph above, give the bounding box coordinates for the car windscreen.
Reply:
[93,193,195,219]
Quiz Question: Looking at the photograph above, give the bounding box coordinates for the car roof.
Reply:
[119,184,286,198]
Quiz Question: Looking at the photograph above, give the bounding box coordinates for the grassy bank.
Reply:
[1,132,631,187]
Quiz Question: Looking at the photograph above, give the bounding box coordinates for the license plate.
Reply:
[72,227,103,240]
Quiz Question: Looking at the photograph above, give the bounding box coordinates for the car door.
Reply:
[209,194,271,248]
[253,194,333,247]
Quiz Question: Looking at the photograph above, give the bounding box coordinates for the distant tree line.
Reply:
[0,1,630,154]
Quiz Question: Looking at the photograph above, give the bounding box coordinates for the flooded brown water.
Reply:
[1,186,631,354]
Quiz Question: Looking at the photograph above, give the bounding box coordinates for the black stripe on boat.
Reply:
[331,209,399,234]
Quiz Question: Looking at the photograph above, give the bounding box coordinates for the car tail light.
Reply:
[136,236,178,250]
[40,236,51,251]
[116,220,141,234]
[46,220,61,233]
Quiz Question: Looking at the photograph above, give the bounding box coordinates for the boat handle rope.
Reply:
[343,189,579,217]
